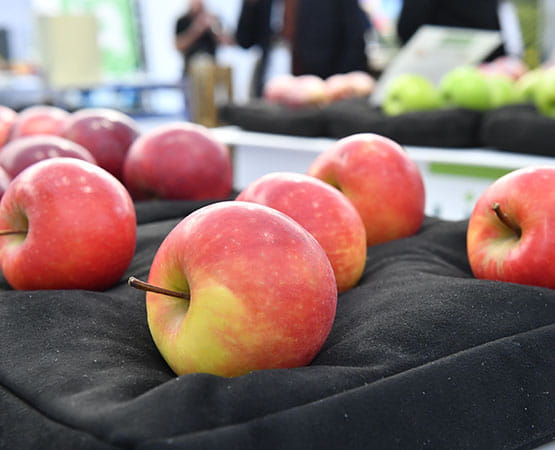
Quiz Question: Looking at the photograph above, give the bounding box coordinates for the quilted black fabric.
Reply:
[1,200,554,450]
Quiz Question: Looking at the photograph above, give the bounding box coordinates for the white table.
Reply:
[210,126,555,221]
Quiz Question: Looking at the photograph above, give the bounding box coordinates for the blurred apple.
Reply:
[308,133,425,246]
[0,166,10,199]
[264,74,329,107]
[0,106,17,146]
[514,68,546,103]
[439,66,491,110]
[478,56,528,81]
[140,201,337,376]
[345,71,376,97]
[533,69,555,117]
[484,75,518,108]
[467,166,555,289]
[264,74,297,104]
[382,73,439,116]
[123,122,232,200]
[10,105,69,140]
[61,108,140,180]
[326,73,356,102]
[0,158,136,290]
[236,171,367,292]
[0,135,96,178]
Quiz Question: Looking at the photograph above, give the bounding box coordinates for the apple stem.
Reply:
[0,229,27,236]
[128,276,190,300]
[491,202,521,238]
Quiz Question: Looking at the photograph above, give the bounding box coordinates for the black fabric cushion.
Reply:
[323,98,483,147]
[219,101,327,137]
[479,104,555,156]
[1,200,554,449]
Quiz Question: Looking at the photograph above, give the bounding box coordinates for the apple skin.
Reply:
[484,75,518,109]
[467,166,555,289]
[0,158,136,290]
[307,133,425,246]
[123,122,232,201]
[383,73,439,116]
[61,108,140,180]
[0,106,17,146]
[10,105,69,140]
[533,69,555,118]
[0,135,97,178]
[439,66,492,110]
[0,166,10,199]
[145,201,337,377]
[236,172,366,292]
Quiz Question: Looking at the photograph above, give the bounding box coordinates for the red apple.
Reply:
[0,166,10,199]
[141,201,337,377]
[307,133,425,246]
[123,122,232,200]
[264,74,297,104]
[0,135,97,178]
[0,158,136,290]
[0,106,17,146]
[345,71,376,96]
[325,74,356,102]
[62,108,140,180]
[236,172,366,292]
[10,105,69,140]
[467,166,555,289]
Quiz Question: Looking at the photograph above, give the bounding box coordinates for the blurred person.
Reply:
[174,0,230,76]
[236,0,371,97]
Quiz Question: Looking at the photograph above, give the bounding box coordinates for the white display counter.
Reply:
[210,126,555,221]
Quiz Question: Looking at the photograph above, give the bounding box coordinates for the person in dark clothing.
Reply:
[174,0,227,76]
[396,0,506,61]
[236,0,371,97]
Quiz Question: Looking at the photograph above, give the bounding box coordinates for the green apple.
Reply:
[485,75,518,108]
[514,68,546,103]
[439,66,491,110]
[533,69,555,117]
[382,73,439,116]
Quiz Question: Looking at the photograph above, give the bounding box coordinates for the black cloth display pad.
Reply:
[1,199,554,450]
[480,104,555,157]
[322,98,483,147]
[219,101,327,137]
[219,98,484,148]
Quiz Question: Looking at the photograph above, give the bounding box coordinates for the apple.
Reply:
[0,135,97,178]
[61,107,140,180]
[307,133,425,246]
[0,166,10,199]
[0,106,17,146]
[382,73,439,116]
[264,74,297,104]
[439,66,492,110]
[345,71,376,97]
[467,166,555,289]
[533,69,555,117]
[484,75,518,108]
[478,56,528,81]
[136,200,337,377]
[236,171,367,292]
[0,158,136,290]
[264,74,329,107]
[514,68,546,103]
[325,73,356,102]
[10,105,69,140]
[123,122,232,200]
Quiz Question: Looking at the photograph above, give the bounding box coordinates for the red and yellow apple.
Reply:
[10,105,69,140]
[141,201,337,377]
[0,158,136,290]
[123,122,232,200]
[236,172,366,292]
[0,106,17,146]
[467,166,555,289]
[0,166,10,199]
[308,133,425,246]
[62,107,140,180]
[0,135,97,178]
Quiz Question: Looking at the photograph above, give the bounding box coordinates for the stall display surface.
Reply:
[1,199,554,449]
[219,98,555,157]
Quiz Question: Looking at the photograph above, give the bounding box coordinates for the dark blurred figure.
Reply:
[175,0,229,76]
[396,0,506,61]
[236,0,371,97]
